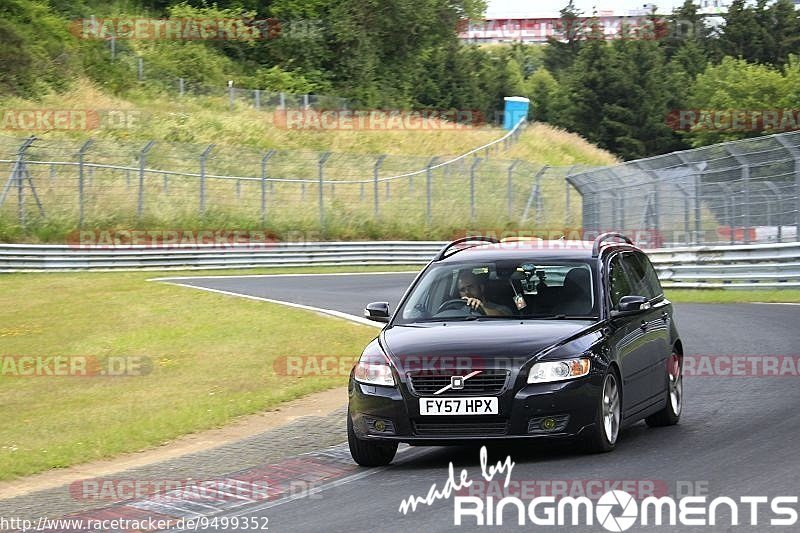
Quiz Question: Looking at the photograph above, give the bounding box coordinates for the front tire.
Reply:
[583,370,621,453]
[646,351,682,427]
[347,415,398,466]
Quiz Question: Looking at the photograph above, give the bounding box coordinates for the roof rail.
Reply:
[592,232,634,257]
[434,236,500,261]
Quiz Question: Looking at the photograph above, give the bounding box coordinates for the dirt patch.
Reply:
[0,387,347,500]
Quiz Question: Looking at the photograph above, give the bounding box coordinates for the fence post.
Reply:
[564,165,577,228]
[261,150,275,225]
[78,140,93,228]
[726,146,750,243]
[137,141,155,219]
[764,182,782,242]
[373,155,386,217]
[0,137,37,225]
[674,153,704,245]
[254,89,261,110]
[565,179,571,227]
[470,158,481,222]
[426,157,439,223]
[280,92,286,109]
[137,57,143,81]
[774,136,800,242]
[303,94,310,109]
[535,168,544,226]
[199,144,214,216]
[163,172,168,194]
[521,166,549,224]
[179,78,185,97]
[318,152,331,232]
[507,160,521,219]
[228,81,235,110]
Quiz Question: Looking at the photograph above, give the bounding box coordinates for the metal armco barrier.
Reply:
[1,241,798,289]
[647,242,800,288]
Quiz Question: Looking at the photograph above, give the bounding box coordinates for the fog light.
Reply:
[528,414,569,434]
[364,416,395,435]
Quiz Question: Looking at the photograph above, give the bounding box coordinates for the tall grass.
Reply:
[0,81,619,242]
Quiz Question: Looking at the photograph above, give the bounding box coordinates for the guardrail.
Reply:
[1,241,798,289]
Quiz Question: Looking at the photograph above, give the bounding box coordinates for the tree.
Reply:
[719,0,765,62]
[552,38,619,149]
[543,1,585,77]
[769,0,800,67]
[685,56,792,146]
[526,68,558,123]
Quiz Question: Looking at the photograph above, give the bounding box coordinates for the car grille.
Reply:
[407,369,509,396]
[413,420,509,437]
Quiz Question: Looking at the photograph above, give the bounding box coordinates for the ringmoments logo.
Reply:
[397,446,799,529]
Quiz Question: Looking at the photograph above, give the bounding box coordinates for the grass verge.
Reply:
[665,288,800,304]
[0,267,408,481]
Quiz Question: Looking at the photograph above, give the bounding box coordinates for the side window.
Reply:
[621,252,654,300]
[638,253,664,298]
[608,254,633,308]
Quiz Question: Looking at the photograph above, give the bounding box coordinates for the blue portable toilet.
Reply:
[503,96,530,130]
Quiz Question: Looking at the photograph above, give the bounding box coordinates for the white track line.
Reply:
[156,280,383,328]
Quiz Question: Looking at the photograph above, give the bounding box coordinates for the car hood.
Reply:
[381,320,596,373]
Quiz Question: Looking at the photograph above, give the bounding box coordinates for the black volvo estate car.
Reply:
[347,234,684,466]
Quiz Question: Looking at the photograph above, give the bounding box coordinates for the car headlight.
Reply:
[353,353,395,386]
[527,358,591,384]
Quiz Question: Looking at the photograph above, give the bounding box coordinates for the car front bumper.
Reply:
[348,373,603,445]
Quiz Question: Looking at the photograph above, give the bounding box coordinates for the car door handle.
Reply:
[640,320,647,331]
[661,312,669,322]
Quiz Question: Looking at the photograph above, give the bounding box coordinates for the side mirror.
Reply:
[610,295,650,319]
[364,302,390,323]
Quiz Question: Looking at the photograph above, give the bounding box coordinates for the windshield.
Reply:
[396,259,597,324]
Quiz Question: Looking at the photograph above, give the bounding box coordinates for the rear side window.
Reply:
[636,253,664,299]
[622,252,663,300]
[608,254,632,308]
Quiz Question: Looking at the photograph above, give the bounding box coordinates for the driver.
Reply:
[457,271,513,316]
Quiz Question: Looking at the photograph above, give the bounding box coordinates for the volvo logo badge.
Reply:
[434,370,482,395]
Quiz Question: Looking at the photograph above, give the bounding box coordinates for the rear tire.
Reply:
[646,351,682,427]
[347,415,398,466]
[583,370,621,453]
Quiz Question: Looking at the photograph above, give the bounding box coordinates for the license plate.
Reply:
[419,397,498,416]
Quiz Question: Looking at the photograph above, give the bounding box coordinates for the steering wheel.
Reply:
[436,298,486,315]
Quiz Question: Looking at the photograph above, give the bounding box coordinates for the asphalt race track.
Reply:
[162,273,800,532]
